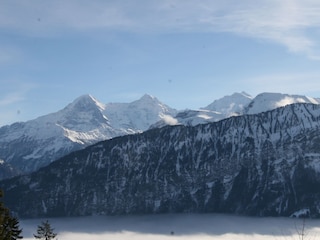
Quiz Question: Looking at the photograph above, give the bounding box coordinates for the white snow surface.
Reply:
[104,94,177,131]
[3,92,319,146]
[154,91,252,127]
[1,94,177,147]
[20,213,320,240]
[203,91,253,116]
[245,92,320,114]
[151,91,320,128]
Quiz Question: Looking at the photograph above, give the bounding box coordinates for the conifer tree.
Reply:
[34,220,57,240]
[0,189,23,240]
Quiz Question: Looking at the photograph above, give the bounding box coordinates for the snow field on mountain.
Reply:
[20,213,320,240]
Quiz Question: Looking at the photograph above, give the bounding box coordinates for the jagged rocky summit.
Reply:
[2,103,320,218]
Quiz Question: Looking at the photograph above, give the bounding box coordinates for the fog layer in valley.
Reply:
[20,213,320,240]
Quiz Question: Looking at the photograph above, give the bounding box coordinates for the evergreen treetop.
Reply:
[34,220,57,240]
[0,189,23,240]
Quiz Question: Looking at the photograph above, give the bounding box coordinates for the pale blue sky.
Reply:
[2,0,320,126]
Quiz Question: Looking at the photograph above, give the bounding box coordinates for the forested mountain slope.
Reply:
[2,103,320,218]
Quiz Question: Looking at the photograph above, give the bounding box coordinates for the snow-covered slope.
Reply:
[245,92,320,114]
[4,103,320,218]
[203,91,253,116]
[104,94,178,131]
[153,92,320,128]
[1,91,320,180]
[0,94,177,176]
[150,92,252,128]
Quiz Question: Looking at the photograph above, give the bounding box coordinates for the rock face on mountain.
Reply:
[0,94,176,177]
[0,160,20,180]
[2,103,320,218]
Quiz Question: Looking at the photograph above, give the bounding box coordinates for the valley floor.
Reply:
[20,213,320,240]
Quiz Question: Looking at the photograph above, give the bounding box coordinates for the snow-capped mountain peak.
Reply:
[64,94,106,112]
[150,92,253,128]
[131,94,172,113]
[53,94,110,132]
[203,91,253,116]
[245,92,320,114]
[138,93,157,102]
[0,94,178,176]
[2,91,320,180]
[104,94,177,131]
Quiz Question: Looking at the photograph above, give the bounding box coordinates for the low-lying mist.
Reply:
[20,213,320,240]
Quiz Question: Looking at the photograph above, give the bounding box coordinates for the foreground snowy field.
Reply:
[20,213,320,240]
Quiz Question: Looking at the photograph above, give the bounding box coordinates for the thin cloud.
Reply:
[0,92,25,106]
[0,81,38,126]
[1,0,320,58]
[209,0,320,58]
[0,91,25,126]
[0,80,37,106]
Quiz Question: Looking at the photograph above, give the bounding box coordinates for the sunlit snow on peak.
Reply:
[66,94,106,112]
[246,92,320,114]
[204,91,253,116]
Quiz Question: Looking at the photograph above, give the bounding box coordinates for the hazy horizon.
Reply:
[20,213,320,240]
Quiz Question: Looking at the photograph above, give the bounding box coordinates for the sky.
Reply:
[2,0,320,126]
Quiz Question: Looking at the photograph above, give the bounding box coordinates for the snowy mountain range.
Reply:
[0,92,320,179]
[3,103,320,218]
[0,94,176,178]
